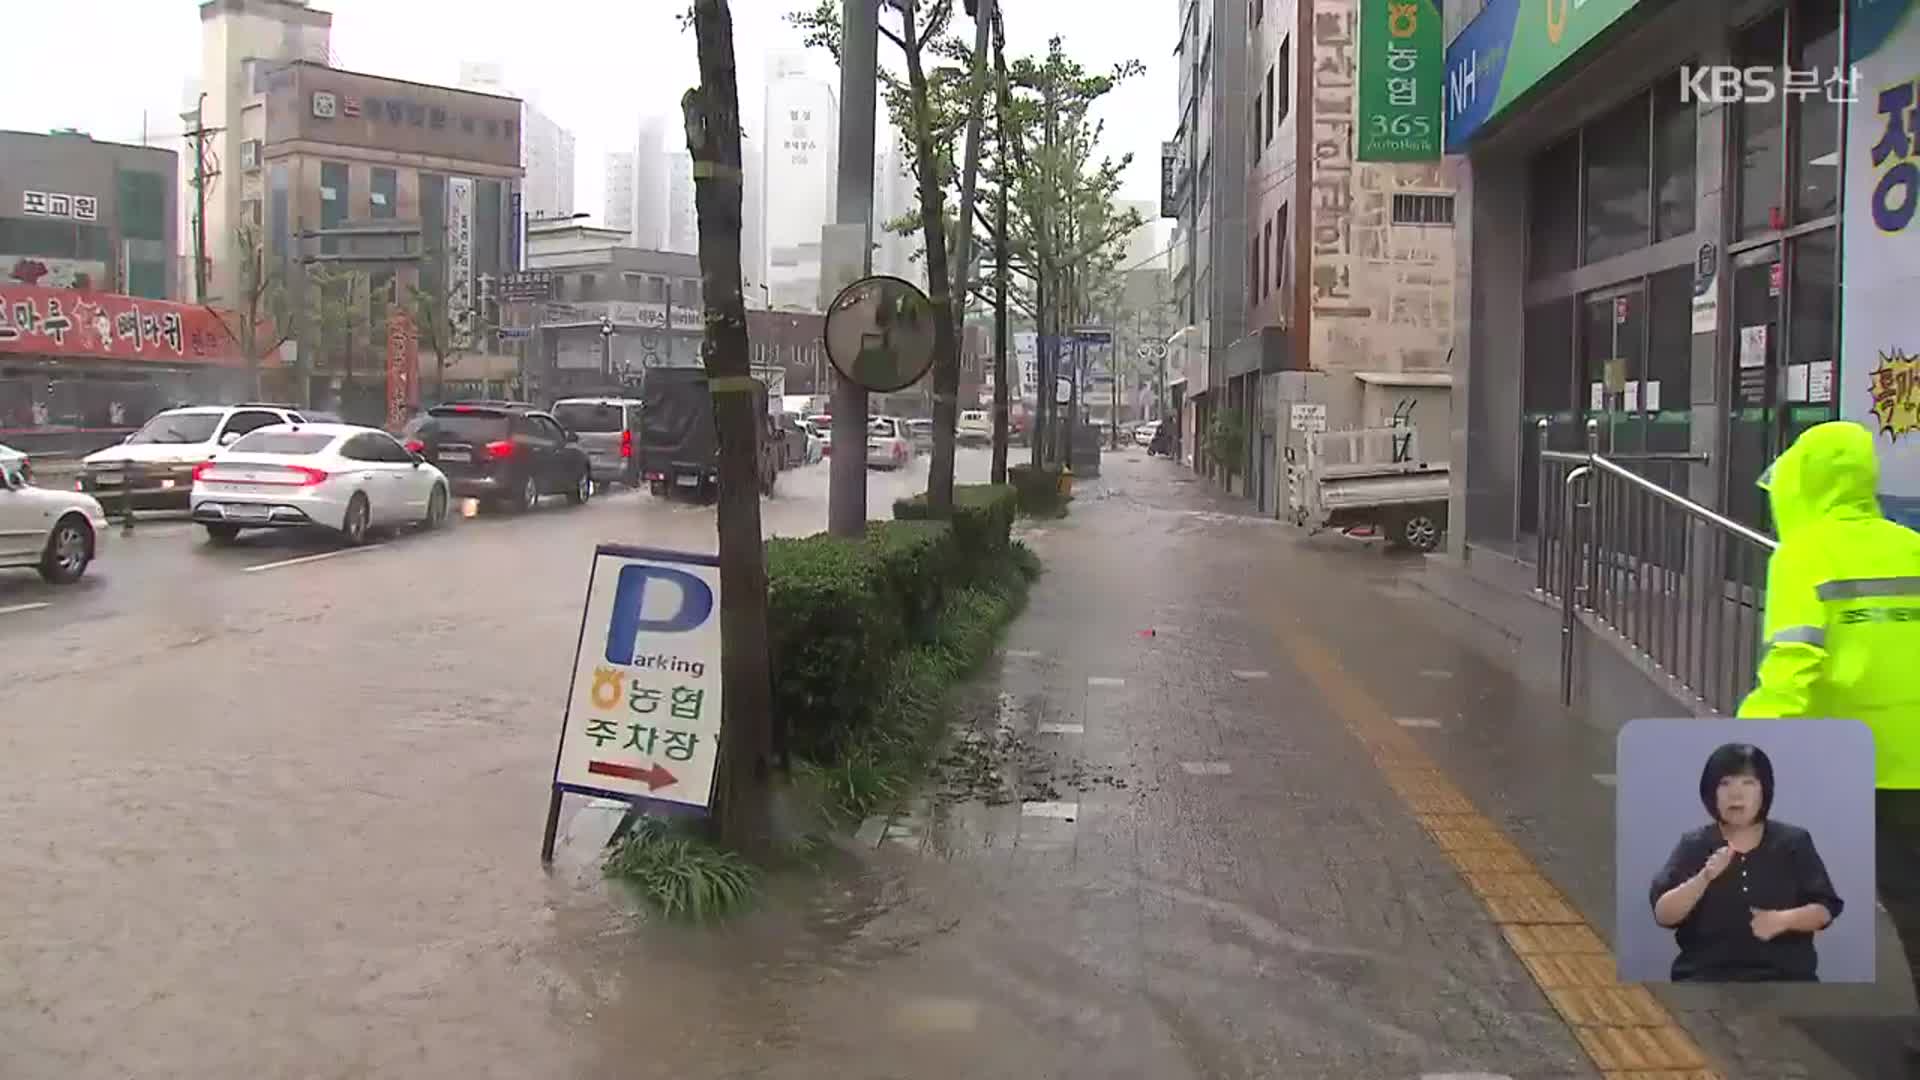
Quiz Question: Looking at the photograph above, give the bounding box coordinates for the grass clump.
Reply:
[603,816,760,922]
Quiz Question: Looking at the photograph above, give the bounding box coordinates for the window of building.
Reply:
[1254,0,1262,25]
[1735,14,1787,238]
[1274,39,1291,126]
[1265,64,1276,146]
[268,163,289,259]
[1275,204,1289,302]
[1786,227,1838,417]
[0,218,110,262]
[676,277,700,308]
[1261,219,1273,301]
[1251,92,1263,162]
[1528,136,1580,277]
[1652,71,1696,240]
[577,273,599,301]
[319,160,348,255]
[1249,238,1260,308]
[646,275,668,303]
[1790,0,1842,223]
[370,168,397,220]
[116,170,168,242]
[1582,94,1651,263]
[1392,193,1454,225]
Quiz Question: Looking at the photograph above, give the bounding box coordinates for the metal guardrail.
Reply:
[1535,418,1778,715]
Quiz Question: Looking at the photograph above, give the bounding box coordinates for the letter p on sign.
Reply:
[604,563,716,663]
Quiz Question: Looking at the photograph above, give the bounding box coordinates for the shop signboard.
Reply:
[447,177,475,349]
[1444,0,1646,153]
[669,304,703,332]
[1358,0,1443,161]
[386,309,418,432]
[0,284,243,364]
[541,544,726,861]
[1160,141,1180,216]
[1840,0,1920,529]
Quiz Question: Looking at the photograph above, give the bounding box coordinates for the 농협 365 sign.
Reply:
[542,544,724,860]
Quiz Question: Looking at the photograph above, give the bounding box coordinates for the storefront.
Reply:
[1448,0,1865,554]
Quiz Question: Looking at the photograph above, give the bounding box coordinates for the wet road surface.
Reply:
[0,450,1880,1077]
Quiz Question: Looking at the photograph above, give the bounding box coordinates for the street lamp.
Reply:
[599,314,616,381]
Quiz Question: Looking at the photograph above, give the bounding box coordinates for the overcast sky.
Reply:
[3,1,1172,235]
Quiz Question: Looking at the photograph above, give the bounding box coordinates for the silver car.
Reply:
[551,397,644,487]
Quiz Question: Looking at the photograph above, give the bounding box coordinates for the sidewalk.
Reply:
[552,452,1905,1078]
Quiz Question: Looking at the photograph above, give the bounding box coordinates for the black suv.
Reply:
[402,402,593,513]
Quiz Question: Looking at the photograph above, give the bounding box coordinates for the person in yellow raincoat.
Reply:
[1738,420,1920,1055]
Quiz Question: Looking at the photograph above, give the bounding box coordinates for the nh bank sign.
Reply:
[1444,0,1646,152]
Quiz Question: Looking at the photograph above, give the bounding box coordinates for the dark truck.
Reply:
[636,367,779,501]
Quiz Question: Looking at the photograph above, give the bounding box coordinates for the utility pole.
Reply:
[990,27,1011,485]
[827,0,880,538]
[185,93,220,303]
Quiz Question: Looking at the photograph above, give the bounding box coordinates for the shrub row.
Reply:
[766,483,1019,762]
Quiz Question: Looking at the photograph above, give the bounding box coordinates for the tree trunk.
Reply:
[990,27,1011,485]
[684,0,774,854]
[946,0,994,494]
[902,3,959,515]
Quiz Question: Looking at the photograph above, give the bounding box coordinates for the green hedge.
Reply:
[768,485,1019,762]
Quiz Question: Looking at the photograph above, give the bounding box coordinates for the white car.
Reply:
[866,416,914,470]
[0,456,109,583]
[0,442,27,484]
[958,409,991,444]
[190,423,450,545]
[80,403,306,511]
[798,419,827,464]
[1134,420,1161,447]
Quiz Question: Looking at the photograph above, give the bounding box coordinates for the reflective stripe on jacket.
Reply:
[1736,422,1920,788]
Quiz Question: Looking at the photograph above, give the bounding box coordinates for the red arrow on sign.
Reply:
[588,760,679,790]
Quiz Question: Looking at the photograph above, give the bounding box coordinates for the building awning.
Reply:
[1354,370,1452,388]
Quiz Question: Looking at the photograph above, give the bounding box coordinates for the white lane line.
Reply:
[1394,716,1442,729]
[0,602,50,616]
[1420,1074,1514,1080]
[1020,801,1078,820]
[1231,669,1269,680]
[1037,723,1083,735]
[1004,648,1041,658]
[1420,669,1454,679]
[243,546,379,573]
[1592,773,1618,787]
[1088,676,1125,687]
[1180,761,1232,775]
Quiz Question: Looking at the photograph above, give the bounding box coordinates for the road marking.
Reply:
[1420,1074,1514,1079]
[1020,801,1077,820]
[1037,723,1083,735]
[1088,676,1125,687]
[1004,648,1041,658]
[1593,773,1618,787]
[1420,669,1455,679]
[1270,623,1720,1078]
[243,546,379,573]
[0,602,50,617]
[1231,669,1269,679]
[1394,716,1442,729]
[1180,761,1232,775]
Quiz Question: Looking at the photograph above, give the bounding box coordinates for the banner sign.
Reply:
[447,177,475,349]
[0,284,245,364]
[498,270,554,302]
[385,309,418,432]
[1160,140,1179,217]
[1444,0,1645,153]
[1358,0,1443,160]
[668,304,703,332]
[1840,0,1920,529]
[542,544,725,860]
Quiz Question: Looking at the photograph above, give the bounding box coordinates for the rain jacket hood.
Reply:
[1761,421,1883,540]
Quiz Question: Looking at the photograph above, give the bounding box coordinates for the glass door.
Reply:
[1580,284,1648,455]
[1726,244,1783,533]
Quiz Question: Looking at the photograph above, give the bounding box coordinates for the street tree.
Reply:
[405,264,457,405]
[214,223,298,399]
[684,0,777,854]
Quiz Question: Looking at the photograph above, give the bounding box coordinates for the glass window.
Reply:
[370,168,397,220]
[1265,65,1276,145]
[1528,137,1580,277]
[1252,94,1262,162]
[1521,299,1575,533]
[319,161,348,256]
[1275,204,1289,298]
[128,411,221,444]
[1262,219,1273,300]
[1582,93,1651,263]
[268,163,289,258]
[1275,40,1290,125]
[1787,227,1837,376]
[1652,71,1697,240]
[1735,15,1786,237]
[1790,0,1842,222]
[221,410,286,438]
[229,431,334,455]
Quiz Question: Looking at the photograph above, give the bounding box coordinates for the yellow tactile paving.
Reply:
[1271,625,1725,1080]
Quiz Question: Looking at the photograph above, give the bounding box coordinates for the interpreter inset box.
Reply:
[1614,718,1875,984]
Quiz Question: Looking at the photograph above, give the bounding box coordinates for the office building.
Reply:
[762,52,838,312]
[0,129,177,299]
[604,151,635,233]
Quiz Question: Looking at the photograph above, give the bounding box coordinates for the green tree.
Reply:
[212,223,298,399]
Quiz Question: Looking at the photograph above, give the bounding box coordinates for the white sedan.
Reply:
[866,417,914,470]
[0,455,109,583]
[190,423,451,545]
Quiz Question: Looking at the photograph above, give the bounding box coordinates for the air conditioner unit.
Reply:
[240,140,261,170]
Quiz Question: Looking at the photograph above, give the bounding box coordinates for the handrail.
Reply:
[1533,417,1777,714]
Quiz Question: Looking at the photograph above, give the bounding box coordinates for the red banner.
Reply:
[386,309,419,431]
[0,284,247,365]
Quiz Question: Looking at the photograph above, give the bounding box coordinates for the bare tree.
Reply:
[684,0,776,853]
[213,223,297,399]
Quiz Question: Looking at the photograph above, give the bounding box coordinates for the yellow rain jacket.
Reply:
[1738,422,1920,788]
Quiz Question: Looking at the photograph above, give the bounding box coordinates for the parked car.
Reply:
[866,416,914,470]
[1134,420,1161,448]
[551,396,645,487]
[0,442,28,484]
[191,423,451,545]
[958,409,992,445]
[906,418,934,450]
[798,419,827,463]
[401,402,593,513]
[0,455,108,583]
[78,403,306,511]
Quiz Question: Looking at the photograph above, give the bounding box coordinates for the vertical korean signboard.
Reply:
[1840,0,1920,530]
[542,544,725,861]
[447,177,475,350]
[385,309,418,432]
[1358,0,1442,160]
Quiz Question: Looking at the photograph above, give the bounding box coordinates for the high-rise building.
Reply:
[741,117,766,305]
[872,121,921,290]
[761,51,836,312]
[603,151,634,233]
[189,0,332,305]
[630,115,669,249]
[456,61,575,221]
[666,149,695,255]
